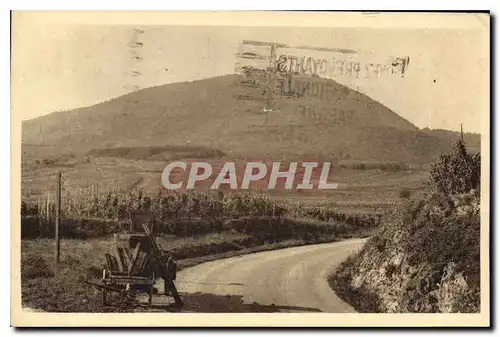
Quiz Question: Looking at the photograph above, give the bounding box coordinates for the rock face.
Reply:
[331,189,480,313]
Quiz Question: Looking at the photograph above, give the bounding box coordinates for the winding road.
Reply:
[168,238,367,313]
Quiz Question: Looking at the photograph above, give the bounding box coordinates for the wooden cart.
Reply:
[86,212,183,308]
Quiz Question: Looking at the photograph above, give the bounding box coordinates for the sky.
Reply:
[12,15,489,133]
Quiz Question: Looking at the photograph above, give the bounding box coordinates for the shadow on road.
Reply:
[164,292,323,313]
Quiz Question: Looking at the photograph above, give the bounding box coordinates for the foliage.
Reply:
[402,194,480,281]
[428,138,480,195]
[398,188,411,199]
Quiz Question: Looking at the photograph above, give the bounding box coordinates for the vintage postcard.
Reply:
[11,11,490,327]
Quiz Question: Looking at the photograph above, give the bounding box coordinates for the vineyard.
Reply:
[21,189,381,239]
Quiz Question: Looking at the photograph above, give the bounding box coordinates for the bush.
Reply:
[399,188,411,199]
[403,197,480,280]
[42,158,58,166]
[428,138,480,195]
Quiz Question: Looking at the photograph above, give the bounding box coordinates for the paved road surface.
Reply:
[169,238,366,313]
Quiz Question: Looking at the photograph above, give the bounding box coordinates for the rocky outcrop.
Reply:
[331,190,480,313]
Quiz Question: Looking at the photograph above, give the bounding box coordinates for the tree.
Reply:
[428,138,480,195]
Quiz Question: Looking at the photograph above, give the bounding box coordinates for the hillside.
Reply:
[330,140,481,313]
[422,128,481,153]
[22,74,455,163]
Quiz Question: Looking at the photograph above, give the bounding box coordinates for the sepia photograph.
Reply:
[10,11,490,327]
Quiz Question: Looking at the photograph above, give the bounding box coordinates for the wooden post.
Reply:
[46,193,50,222]
[265,44,277,112]
[55,171,61,263]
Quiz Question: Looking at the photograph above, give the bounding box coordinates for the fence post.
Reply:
[265,44,277,112]
[55,171,62,263]
[46,193,50,222]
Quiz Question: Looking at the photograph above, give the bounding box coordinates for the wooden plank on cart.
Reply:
[142,223,183,307]
[128,242,142,275]
[114,246,125,272]
[105,253,119,272]
[120,247,132,271]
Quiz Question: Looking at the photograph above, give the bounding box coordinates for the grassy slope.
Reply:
[422,128,481,153]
